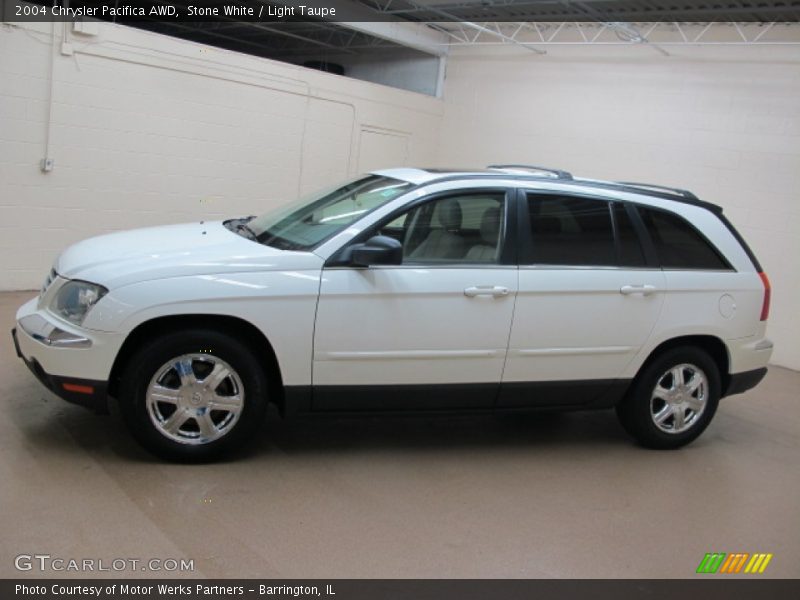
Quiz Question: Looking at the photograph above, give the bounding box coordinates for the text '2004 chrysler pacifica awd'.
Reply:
[13,165,773,461]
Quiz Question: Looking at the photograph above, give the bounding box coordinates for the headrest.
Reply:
[480,206,501,245]
[438,200,462,230]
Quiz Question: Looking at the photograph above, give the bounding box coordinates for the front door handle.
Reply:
[464,285,509,298]
[620,284,658,296]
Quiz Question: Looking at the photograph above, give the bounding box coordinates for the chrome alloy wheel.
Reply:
[649,363,708,434]
[146,354,245,445]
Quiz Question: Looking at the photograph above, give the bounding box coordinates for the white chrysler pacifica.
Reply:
[13,165,773,461]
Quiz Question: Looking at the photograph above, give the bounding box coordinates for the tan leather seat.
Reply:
[408,200,467,260]
[465,206,502,262]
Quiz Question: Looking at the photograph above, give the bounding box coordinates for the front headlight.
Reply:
[51,280,108,326]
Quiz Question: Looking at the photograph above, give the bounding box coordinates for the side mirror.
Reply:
[351,235,403,267]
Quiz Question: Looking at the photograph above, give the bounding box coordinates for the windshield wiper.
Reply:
[223,216,258,241]
[237,222,257,241]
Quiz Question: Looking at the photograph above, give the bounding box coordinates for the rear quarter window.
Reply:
[636,206,731,270]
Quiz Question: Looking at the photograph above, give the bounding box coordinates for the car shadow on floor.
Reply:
[255,409,627,457]
[7,383,633,464]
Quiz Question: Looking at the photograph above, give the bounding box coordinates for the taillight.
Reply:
[758,272,771,321]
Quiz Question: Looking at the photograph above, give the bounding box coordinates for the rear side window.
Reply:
[636,206,730,270]
[527,195,616,266]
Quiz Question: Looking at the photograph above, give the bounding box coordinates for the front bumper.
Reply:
[13,297,125,414]
[12,327,109,413]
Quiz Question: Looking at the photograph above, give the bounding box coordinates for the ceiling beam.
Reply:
[337,21,450,56]
[402,0,547,53]
[274,0,451,56]
[364,0,800,21]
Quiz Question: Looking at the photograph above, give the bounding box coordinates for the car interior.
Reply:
[379,194,506,264]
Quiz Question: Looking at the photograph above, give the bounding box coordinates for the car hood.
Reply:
[55,221,323,289]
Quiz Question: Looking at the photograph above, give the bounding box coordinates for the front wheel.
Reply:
[616,346,721,449]
[119,330,269,462]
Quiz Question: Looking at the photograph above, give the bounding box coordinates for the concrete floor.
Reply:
[1,290,798,579]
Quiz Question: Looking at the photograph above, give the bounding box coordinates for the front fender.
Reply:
[84,269,322,386]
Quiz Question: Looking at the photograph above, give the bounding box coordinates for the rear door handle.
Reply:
[620,284,658,296]
[464,285,509,298]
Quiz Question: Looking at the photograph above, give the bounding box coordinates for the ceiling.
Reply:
[121,1,800,62]
[45,0,799,88]
[136,19,405,61]
[354,0,800,23]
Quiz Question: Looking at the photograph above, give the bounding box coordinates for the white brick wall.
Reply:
[439,44,800,369]
[0,21,442,289]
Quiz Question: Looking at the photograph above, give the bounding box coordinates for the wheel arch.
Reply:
[107,314,286,414]
[635,334,730,394]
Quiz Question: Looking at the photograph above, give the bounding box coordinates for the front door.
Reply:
[313,190,517,411]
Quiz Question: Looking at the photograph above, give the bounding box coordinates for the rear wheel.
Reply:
[616,346,721,449]
[119,330,269,461]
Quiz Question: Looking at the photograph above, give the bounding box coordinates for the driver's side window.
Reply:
[378,192,506,264]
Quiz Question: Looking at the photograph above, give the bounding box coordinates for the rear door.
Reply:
[500,191,666,408]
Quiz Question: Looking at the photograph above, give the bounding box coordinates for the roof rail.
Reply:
[616,181,698,201]
[487,164,573,180]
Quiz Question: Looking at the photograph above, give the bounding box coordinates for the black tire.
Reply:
[616,346,721,449]
[119,329,269,462]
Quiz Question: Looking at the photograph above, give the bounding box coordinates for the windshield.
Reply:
[247,175,414,251]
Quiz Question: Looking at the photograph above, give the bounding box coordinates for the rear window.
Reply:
[636,206,730,270]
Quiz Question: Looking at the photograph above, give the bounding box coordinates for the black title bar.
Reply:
[9,1,347,22]
[5,0,800,23]
[4,579,800,600]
